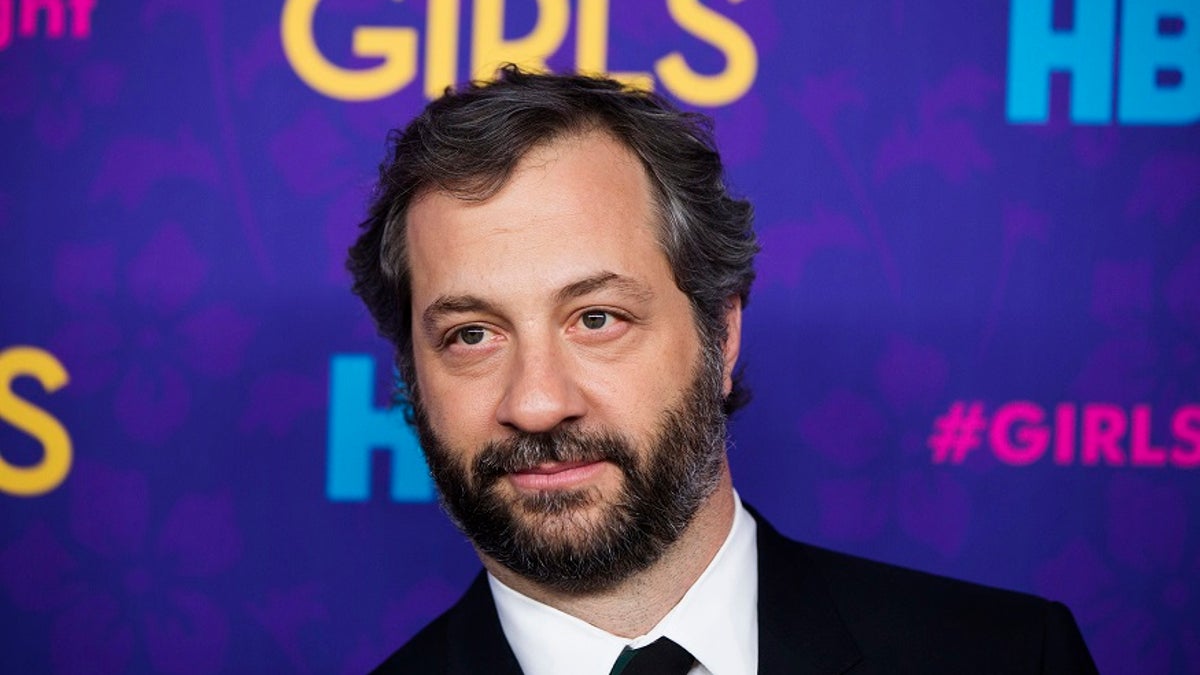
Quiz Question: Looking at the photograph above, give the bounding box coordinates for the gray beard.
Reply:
[413,346,728,593]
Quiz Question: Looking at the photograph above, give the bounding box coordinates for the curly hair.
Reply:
[347,66,758,415]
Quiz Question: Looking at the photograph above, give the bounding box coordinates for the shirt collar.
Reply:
[489,491,759,675]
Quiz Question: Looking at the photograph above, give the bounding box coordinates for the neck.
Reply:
[482,465,736,638]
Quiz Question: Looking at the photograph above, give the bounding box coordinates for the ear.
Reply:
[721,297,743,397]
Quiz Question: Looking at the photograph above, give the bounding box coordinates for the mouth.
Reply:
[506,460,608,491]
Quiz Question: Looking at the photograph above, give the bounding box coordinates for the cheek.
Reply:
[417,367,499,448]
[587,343,699,421]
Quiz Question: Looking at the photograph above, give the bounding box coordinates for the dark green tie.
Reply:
[609,637,696,675]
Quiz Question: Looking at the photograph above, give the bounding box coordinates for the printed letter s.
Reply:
[0,347,72,497]
[1171,405,1200,468]
[657,0,758,106]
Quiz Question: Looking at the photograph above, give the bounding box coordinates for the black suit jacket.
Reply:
[371,510,1098,674]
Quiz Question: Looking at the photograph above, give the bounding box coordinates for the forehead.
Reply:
[410,128,656,227]
[404,131,673,302]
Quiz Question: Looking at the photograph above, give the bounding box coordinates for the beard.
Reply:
[411,343,729,593]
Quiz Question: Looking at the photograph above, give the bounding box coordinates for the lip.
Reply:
[506,460,607,491]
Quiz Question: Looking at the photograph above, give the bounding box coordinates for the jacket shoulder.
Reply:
[753,512,1097,673]
[369,610,455,674]
[798,541,1096,672]
[368,572,522,675]
[804,541,1052,629]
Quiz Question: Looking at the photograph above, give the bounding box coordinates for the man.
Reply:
[349,67,1097,674]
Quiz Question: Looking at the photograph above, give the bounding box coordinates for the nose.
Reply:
[495,340,587,433]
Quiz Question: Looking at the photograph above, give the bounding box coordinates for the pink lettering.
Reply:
[1,0,95,47]
[1129,404,1167,467]
[1053,403,1077,465]
[0,0,10,50]
[67,0,92,37]
[990,401,1048,465]
[19,0,64,38]
[1171,405,1200,469]
[1082,404,1127,466]
[932,400,1199,470]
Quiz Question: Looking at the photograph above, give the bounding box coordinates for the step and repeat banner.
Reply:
[2,1,1198,672]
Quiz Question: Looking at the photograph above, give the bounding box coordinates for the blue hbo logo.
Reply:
[326,354,434,502]
[1007,0,1199,124]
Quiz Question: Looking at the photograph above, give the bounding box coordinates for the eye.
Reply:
[580,311,611,330]
[453,326,489,346]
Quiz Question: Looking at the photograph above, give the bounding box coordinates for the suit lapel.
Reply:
[752,508,863,675]
[444,572,524,675]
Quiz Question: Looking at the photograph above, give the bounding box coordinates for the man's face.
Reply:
[404,131,738,591]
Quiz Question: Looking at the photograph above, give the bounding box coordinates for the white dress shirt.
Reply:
[489,491,759,675]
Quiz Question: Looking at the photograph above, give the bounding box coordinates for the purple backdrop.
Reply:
[2,1,1198,673]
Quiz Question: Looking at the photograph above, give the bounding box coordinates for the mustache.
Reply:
[473,427,638,484]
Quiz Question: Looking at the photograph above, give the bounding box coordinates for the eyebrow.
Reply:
[419,272,655,338]
[555,272,655,304]
[421,295,501,340]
